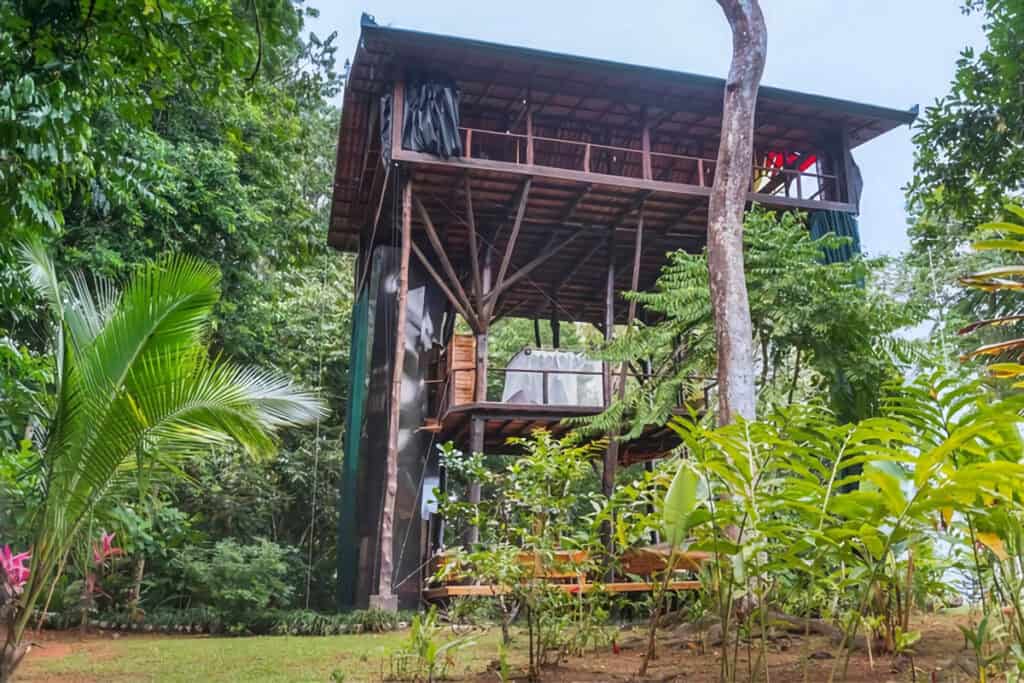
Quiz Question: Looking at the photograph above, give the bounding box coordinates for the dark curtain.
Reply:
[401,79,462,159]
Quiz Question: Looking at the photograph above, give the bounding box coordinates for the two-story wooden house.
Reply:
[331,13,915,610]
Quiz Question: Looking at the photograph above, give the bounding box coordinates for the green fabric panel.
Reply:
[808,210,861,264]
[336,286,370,609]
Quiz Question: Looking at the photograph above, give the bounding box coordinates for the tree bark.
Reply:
[374,176,412,610]
[128,555,146,619]
[707,0,766,426]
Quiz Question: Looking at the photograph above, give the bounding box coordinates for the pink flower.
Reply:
[1,544,31,594]
[92,532,124,567]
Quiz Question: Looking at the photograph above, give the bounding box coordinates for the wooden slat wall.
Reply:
[447,334,477,405]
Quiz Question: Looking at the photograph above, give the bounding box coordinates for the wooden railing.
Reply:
[459,126,839,203]
[439,363,712,414]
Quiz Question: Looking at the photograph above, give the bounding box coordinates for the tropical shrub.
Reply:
[959,202,1024,383]
[174,540,295,619]
[390,605,475,682]
[436,432,611,676]
[659,368,1024,681]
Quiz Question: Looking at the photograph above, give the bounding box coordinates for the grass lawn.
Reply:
[18,611,973,682]
[20,628,503,682]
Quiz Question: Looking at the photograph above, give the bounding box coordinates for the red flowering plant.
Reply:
[0,546,31,600]
[85,532,125,602]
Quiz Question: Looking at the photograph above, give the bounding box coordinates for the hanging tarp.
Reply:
[379,92,393,161]
[501,348,604,407]
[336,286,370,609]
[847,153,864,213]
[808,210,862,264]
[401,78,462,159]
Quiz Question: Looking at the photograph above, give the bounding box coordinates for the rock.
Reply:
[808,651,834,660]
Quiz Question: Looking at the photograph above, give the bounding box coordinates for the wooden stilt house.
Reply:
[330,13,916,610]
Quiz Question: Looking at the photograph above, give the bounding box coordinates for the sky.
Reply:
[314,2,986,257]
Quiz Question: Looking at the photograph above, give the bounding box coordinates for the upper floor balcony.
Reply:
[330,15,916,252]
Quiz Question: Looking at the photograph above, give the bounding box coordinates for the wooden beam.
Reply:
[423,581,700,599]
[464,176,484,311]
[483,230,584,304]
[413,195,478,329]
[491,178,532,312]
[602,229,618,501]
[559,184,593,222]
[390,80,404,159]
[626,210,644,321]
[410,241,478,329]
[391,148,857,214]
[839,126,858,208]
[551,239,606,295]
[376,175,412,610]
[526,106,535,165]
[475,245,493,402]
[642,112,653,181]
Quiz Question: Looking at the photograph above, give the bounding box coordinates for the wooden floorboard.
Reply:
[424,580,700,599]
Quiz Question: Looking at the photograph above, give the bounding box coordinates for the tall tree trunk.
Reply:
[707,0,766,426]
[128,555,146,619]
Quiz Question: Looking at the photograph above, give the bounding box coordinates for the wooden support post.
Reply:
[600,230,619,571]
[601,230,618,499]
[390,81,405,158]
[642,112,652,181]
[526,106,535,166]
[374,175,411,611]
[413,195,478,329]
[550,307,560,349]
[474,241,494,404]
[491,179,532,312]
[484,230,583,303]
[534,318,542,347]
[839,127,858,208]
[626,209,644,323]
[464,416,484,546]
[410,241,476,326]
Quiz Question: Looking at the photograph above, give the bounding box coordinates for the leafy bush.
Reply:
[174,539,294,617]
[52,606,410,637]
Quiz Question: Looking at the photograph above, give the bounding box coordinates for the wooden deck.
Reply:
[425,547,709,600]
[434,401,699,464]
[424,580,701,599]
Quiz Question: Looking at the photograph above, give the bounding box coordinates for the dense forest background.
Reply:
[0,0,351,610]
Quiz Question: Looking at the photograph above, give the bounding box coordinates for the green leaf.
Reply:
[663,464,698,548]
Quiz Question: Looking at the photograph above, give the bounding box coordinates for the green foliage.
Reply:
[661,367,1024,680]
[0,0,349,620]
[173,539,294,618]
[959,203,1024,382]
[662,465,699,549]
[908,0,1024,226]
[3,245,322,675]
[391,605,475,682]
[436,432,611,675]
[582,207,914,438]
